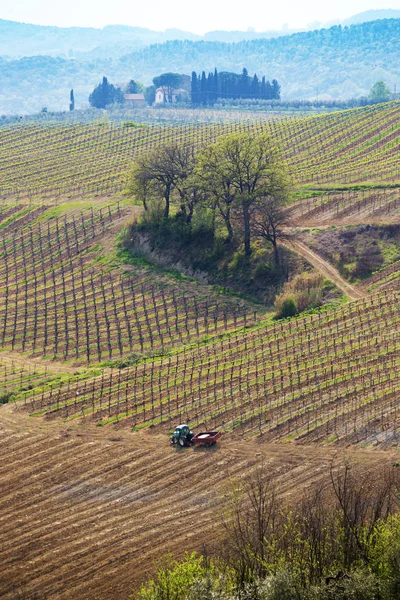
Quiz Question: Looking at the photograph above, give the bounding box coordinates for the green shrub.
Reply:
[369,514,400,587]
[0,390,14,405]
[133,553,210,600]
[257,571,309,600]
[313,570,382,600]
[355,242,384,276]
[275,273,325,318]
[276,296,298,318]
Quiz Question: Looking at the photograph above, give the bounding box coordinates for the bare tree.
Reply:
[330,461,400,569]
[250,194,290,267]
[295,483,341,585]
[220,464,281,584]
[127,143,194,219]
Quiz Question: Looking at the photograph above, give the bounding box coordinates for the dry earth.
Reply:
[280,239,364,300]
[1,403,398,600]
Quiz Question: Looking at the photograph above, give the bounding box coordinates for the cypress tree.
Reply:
[102,76,110,106]
[207,72,214,105]
[191,71,198,105]
[272,79,281,100]
[126,79,142,94]
[88,76,123,108]
[187,68,281,103]
[240,68,249,98]
[251,74,260,98]
[214,68,219,101]
[69,89,75,111]
[265,80,273,100]
[200,71,207,105]
[260,76,266,99]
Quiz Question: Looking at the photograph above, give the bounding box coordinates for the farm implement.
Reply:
[170,424,222,447]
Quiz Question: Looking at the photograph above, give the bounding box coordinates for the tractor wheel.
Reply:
[178,438,185,447]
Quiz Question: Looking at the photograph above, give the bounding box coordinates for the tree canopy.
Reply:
[88,76,124,108]
[152,73,183,102]
[196,132,289,255]
[125,79,144,94]
[369,80,391,103]
[190,68,281,106]
[127,133,290,258]
[127,143,194,219]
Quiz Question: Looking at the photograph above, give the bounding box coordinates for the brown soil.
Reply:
[0,350,82,375]
[0,403,396,600]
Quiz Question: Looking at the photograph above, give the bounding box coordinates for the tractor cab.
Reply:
[170,424,194,447]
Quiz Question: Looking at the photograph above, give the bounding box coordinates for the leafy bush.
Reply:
[369,514,400,593]
[121,214,295,304]
[0,390,14,405]
[313,570,382,600]
[276,296,298,318]
[304,225,399,281]
[133,553,211,600]
[275,273,324,318]
[257,571,308,600]
[355,242,384,276]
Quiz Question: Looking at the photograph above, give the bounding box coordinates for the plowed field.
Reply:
[1,403,397,600]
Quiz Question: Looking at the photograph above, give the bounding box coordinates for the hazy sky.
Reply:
[1,1,400,33]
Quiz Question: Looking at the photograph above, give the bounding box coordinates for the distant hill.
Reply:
[0,19,305,59]
[1,18,399,115]
[343,9,400,25]
[2,12,400,61]
[0,19,201,58]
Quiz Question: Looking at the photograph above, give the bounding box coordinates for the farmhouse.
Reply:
[155,87,189,104]
[124,93,146,107]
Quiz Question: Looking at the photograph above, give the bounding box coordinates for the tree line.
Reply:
[135,461,400,600]
[88,70,281,109]
[191,67,281,106]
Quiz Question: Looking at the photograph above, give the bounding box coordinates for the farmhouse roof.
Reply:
[124,93,145,100]
[155,87,189,95]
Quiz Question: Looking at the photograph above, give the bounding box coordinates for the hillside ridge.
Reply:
[1,18,400,113]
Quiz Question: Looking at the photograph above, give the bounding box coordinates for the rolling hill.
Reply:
[1,100,399,436]
[1,101,400,598]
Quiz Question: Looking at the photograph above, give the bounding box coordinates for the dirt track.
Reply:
[1,403,397,600]
[281,239,364,301]
[0,350,83,375]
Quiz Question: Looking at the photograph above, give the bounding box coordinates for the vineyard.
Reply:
[288,187,400,226]
[0,351,71,400]
[0,101,399,199]
[1,101,400,600]
[0,202,259,364]
[0,101,399,446]
[18,288,398,446]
